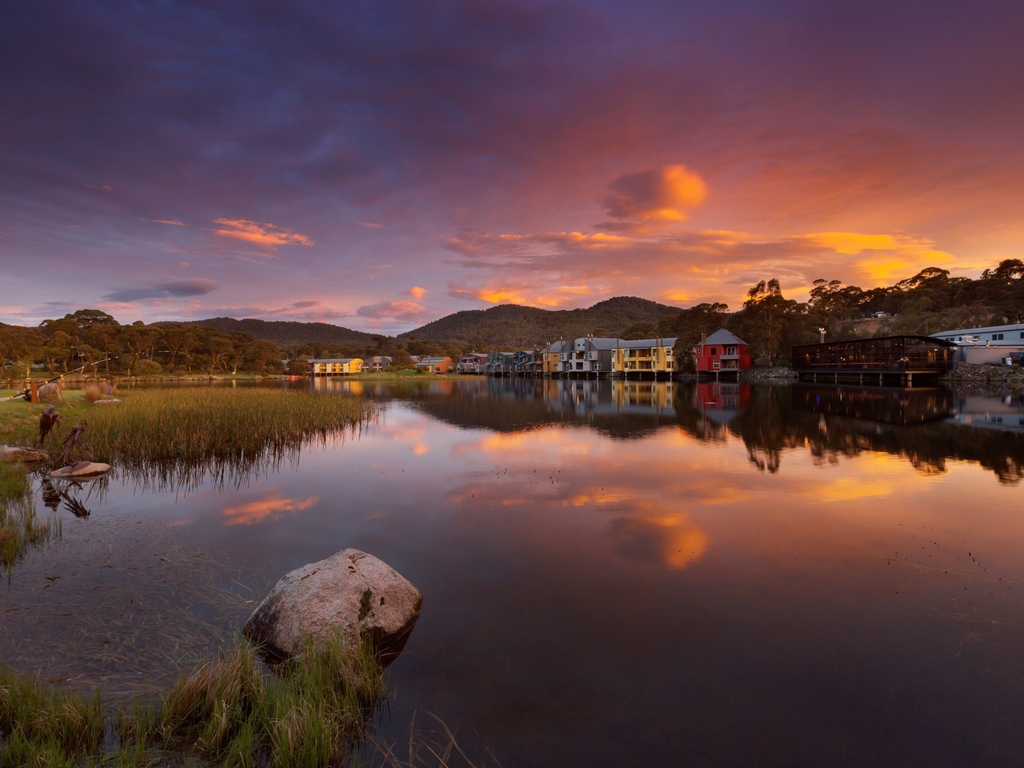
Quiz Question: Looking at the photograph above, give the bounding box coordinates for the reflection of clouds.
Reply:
[609,514,709,570]
[451,429,598,460]
[222,490,319,526]
[388,425,430,455]
[813,477,893,502]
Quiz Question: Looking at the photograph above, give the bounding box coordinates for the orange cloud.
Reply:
[604,164,707,223]
[448,280,596,308]
[211,219,314,249]
[222,491,318,526]
[152,218,187,226]
[409,286,428,299]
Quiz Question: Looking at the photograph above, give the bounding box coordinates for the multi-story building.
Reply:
[308,358,364,375]
[612,337,678,379]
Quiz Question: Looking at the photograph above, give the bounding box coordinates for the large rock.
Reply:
[37,383,63,404]
[244,549,422,661]
[0,446,49,462]
[92,398,122,406]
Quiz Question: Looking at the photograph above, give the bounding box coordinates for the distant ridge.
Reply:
[401,297,683,348]
[186,317,377,346]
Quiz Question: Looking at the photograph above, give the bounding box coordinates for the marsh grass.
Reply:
[0,665,105,764]
[2,636,386,767]
[77,388,377,491]
[0,464,58,572]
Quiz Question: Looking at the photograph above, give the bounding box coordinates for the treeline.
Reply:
[0,309,471,383]
[659,261,1024,368]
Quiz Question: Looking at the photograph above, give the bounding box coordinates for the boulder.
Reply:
[0,446,49,462]
[92,398,122,406]
[244,549,422,661]
[51,461,111,478]
[37,383,63,404]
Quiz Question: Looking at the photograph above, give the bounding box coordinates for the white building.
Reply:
[931,323,1024,364]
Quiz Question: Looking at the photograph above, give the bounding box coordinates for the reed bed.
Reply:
[77,388,377,491]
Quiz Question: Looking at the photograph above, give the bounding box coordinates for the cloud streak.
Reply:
[210,219,314,249]
[103,279,219,303]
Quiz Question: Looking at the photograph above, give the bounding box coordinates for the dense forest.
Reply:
[2,260,1022,381]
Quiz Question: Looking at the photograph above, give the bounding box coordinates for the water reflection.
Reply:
[5,379,1024,765]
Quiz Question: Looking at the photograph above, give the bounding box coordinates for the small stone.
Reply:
[51,461,111,478]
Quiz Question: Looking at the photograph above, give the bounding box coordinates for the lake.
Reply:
[4,378,1024,766]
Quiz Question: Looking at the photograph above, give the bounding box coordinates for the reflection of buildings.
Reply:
[694,382,751,424]
[792,386,952,425]
[948,394,1024,432]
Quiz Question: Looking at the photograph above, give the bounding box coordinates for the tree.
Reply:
[740,280,795,367]
[665,302,729,369]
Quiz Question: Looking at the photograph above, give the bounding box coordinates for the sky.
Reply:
[1,0,1022,334]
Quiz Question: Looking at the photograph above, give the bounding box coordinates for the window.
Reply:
[710,347,717,355]
[595,364,601,371]
[994,333,1004,340]
[712,360,721,369]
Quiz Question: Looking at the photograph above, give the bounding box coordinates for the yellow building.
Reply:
[611,338,677,378]
[308,358,364,375]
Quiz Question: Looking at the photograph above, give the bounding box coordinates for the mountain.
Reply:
[401,297,684,348]
[186,317,378,346]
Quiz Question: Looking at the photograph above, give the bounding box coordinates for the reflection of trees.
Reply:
[403,379,1024,484]
[670,383,1024,483]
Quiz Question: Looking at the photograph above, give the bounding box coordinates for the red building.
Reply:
[695,329,752,373]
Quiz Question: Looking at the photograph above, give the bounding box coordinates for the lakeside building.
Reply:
[791,335,955,386]
[541,340,571,376]
[930,323,1024,364]
[415,356,453,374]
[560,337,619,377]
[308,358,364,375]
[695,329,751,377]
[612,337,677,379]
[361,356,392,372]
[457,352,489,374]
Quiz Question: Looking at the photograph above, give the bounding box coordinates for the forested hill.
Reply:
[186,317,377,346]
[401,297,684,347]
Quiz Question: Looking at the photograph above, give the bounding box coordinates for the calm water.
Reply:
[4,379,1024,766]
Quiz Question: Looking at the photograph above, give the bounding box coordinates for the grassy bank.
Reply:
[1,636,387,767]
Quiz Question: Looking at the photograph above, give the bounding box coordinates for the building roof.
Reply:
[931,322,1024,337]
[309,358,361,363]
[574,337,622,350]
[415,356,451,365]
[617,337,678,348]
[703,329,748,346]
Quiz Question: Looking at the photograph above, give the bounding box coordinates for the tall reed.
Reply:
[77,388,377,490]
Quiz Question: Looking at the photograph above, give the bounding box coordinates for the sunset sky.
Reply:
[2,1,1022,333]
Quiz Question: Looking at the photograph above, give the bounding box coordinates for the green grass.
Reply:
[1,635,387,767]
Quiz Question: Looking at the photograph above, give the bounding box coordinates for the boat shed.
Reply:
[791,335,955,386]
